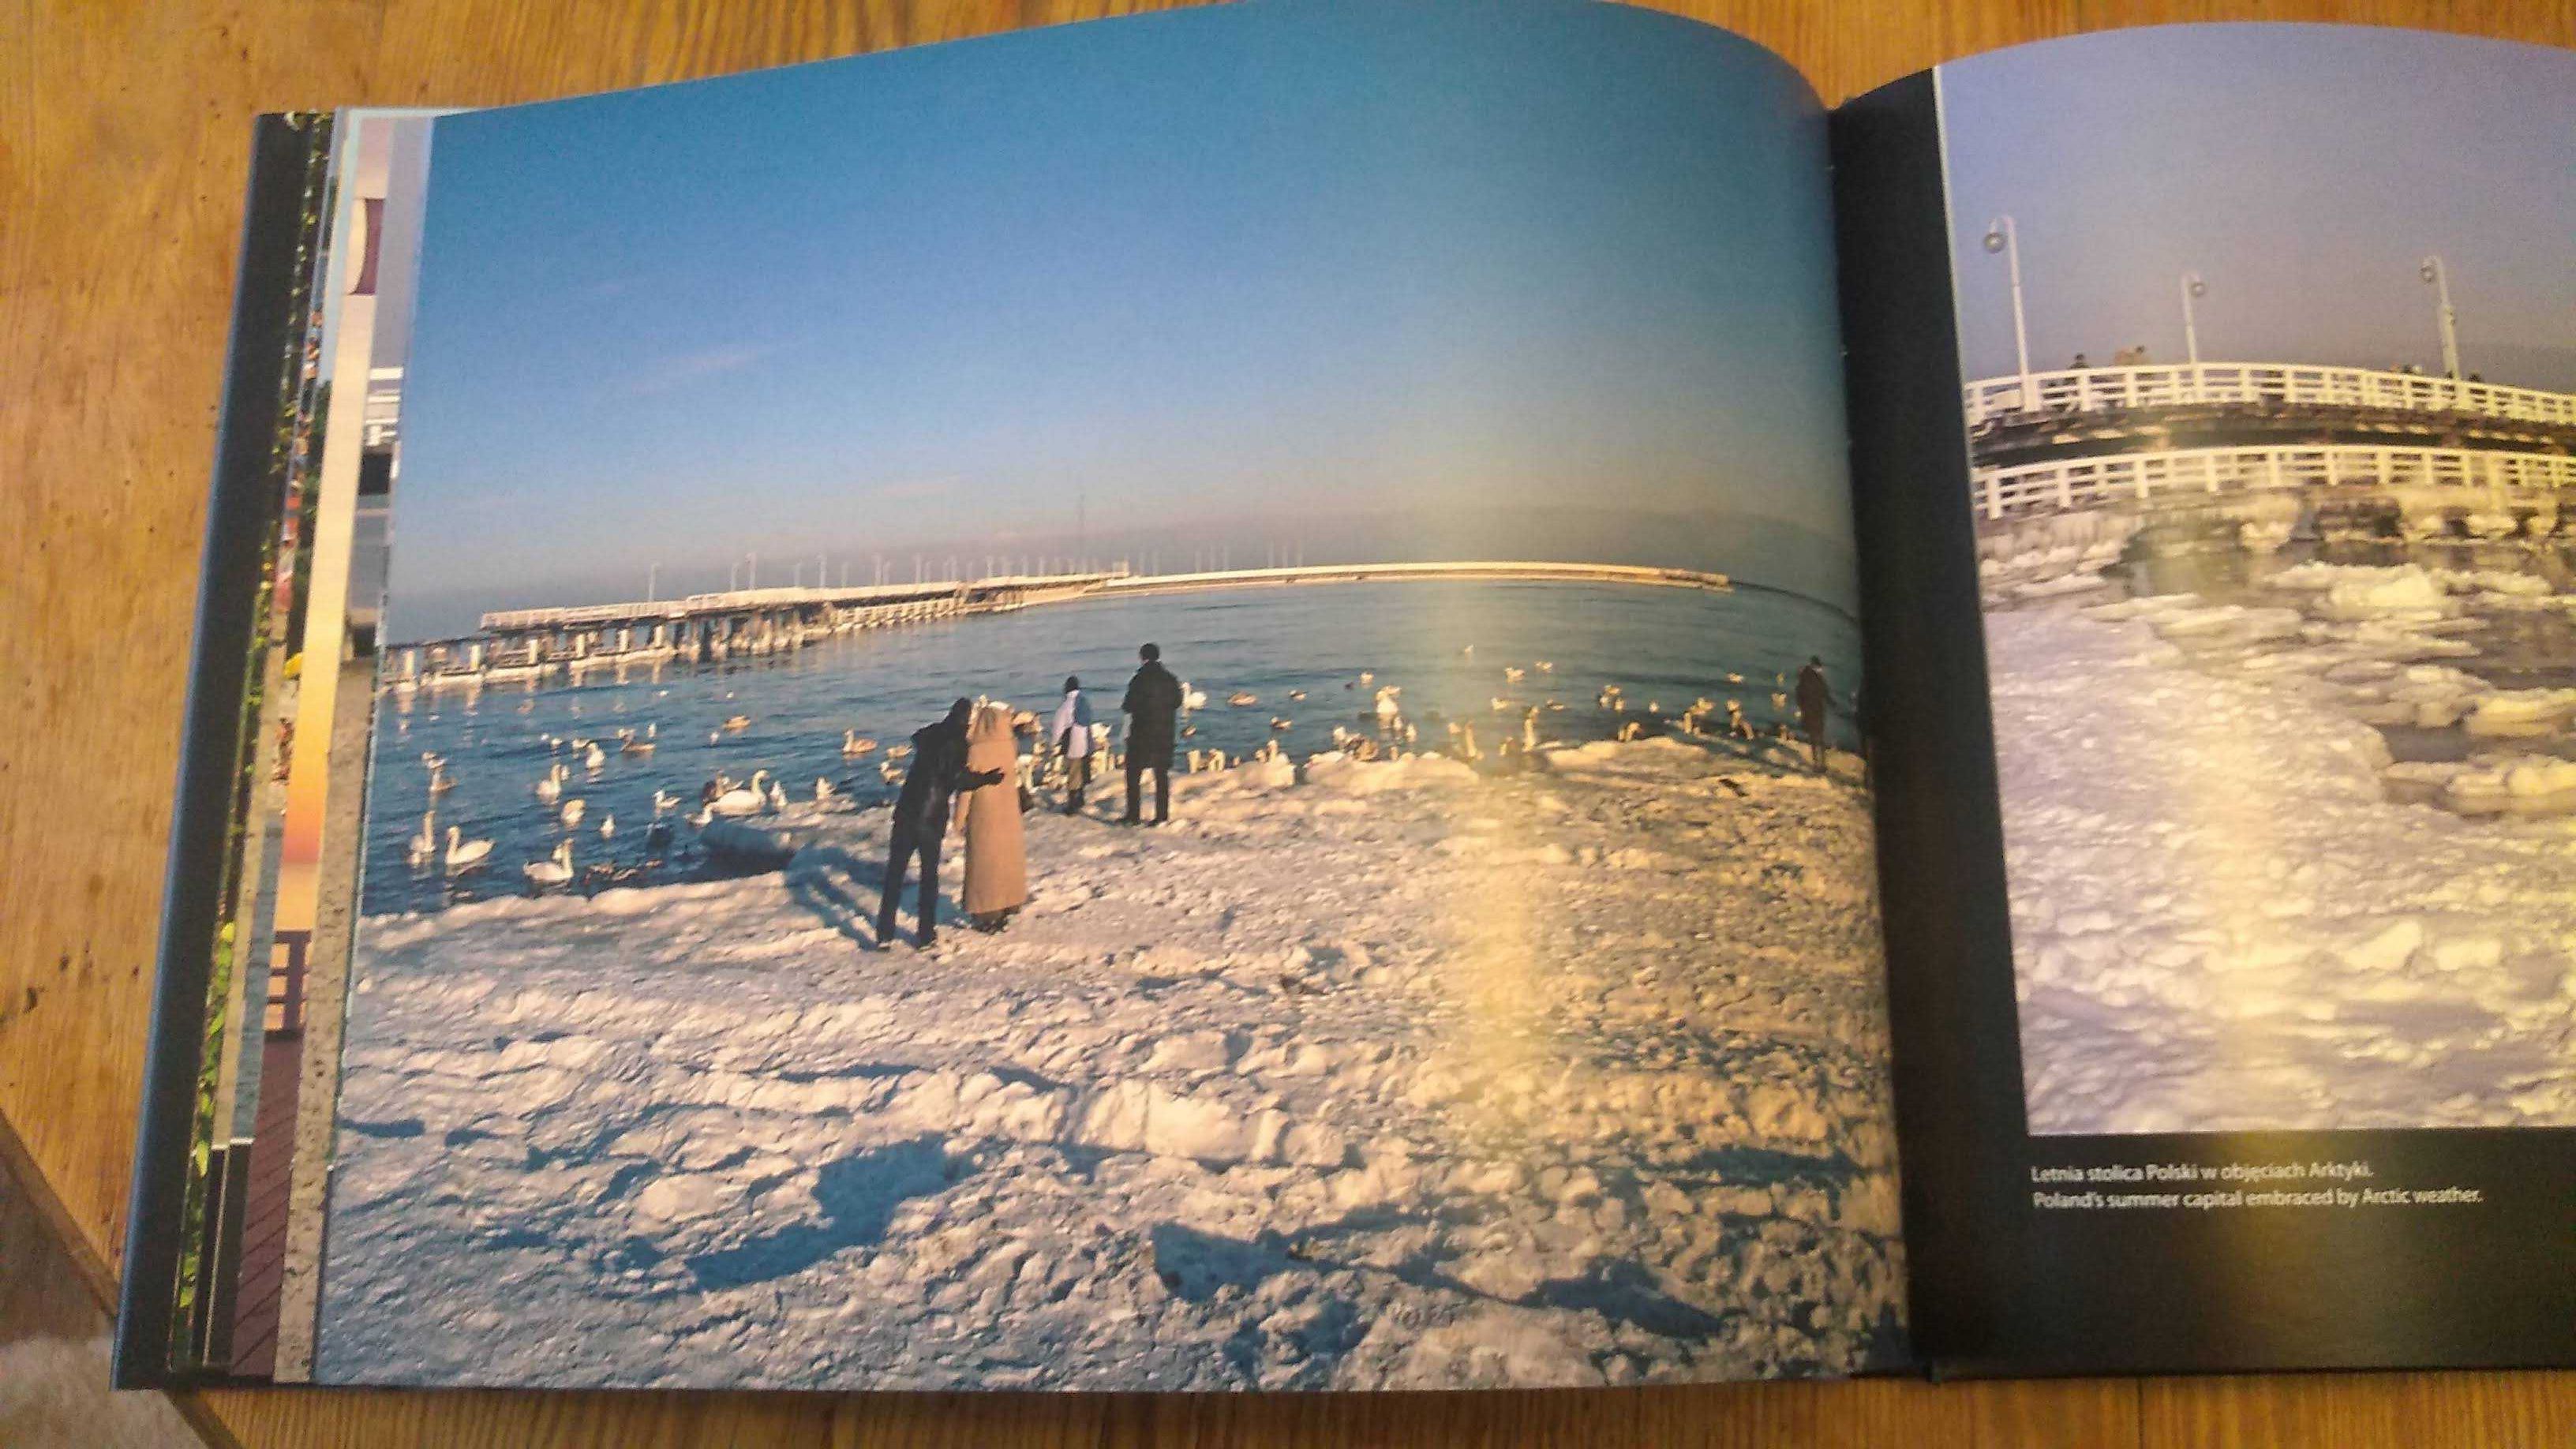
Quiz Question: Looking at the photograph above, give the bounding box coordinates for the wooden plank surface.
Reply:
[2,0,2569,1443]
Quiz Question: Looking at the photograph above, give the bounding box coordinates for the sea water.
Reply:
[361,579,1861,914]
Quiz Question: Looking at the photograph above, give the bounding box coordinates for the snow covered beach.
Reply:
[316,736,1902,1390]
[1990,565,2576,1136]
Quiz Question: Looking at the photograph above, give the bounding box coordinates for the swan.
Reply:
[1180,683,1209,710]
[582,742,607,771]
[419,751,447,770]
[560,798,587,827]
[886,743,913,761]
[406,812,436,865]
[1490,697,1511,712]
[1287,689,1306,701]
[878,761,903,784]
[710,769,769,817]
[721,714,751,732]
[444,826,492,873]
[1227,691,1258,707]
[841,730,878,757]
[1535,661,1554,673]
[522,839,575,888]
[1503,667,1526,683]
[1269,717,1293,732]
[535,763,565,803]
[427,766,455,795]
[597,814,616,840]
[1357,671,1374,686]
[619,726,655,755]
[766,777,788,811]
[814,777,836,801]
[652,788,680,814]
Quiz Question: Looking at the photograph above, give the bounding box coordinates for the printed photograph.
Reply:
[1941,25,2576,1136]
[286,2,1902,1391]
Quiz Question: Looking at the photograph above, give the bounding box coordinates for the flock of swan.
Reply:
[396,653,1788,897]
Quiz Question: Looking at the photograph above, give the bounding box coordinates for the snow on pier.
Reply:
[315,737,1899,1390]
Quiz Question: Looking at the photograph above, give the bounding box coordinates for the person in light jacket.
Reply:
[1050,676,1095,815]
[959,702,1028,930]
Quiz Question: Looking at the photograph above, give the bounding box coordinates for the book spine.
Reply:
[114,112,331,1391]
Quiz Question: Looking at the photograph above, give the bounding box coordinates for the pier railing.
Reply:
[1971,444,2576,521]
[1964,363,2576,428]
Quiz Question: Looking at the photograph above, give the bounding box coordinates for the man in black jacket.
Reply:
[1795,656,1831,773]
[876,698,1004,947]
[1121,643,1182,825]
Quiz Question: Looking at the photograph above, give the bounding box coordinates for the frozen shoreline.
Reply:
[1990,582,2576,1136]
[316,737,1903,1390]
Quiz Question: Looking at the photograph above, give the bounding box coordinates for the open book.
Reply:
[118,0,2574,1391]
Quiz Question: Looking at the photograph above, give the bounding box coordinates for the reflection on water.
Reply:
[361,581,1863,915]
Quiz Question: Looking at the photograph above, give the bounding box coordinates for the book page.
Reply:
[1837,23,2574,1374]
[149,0,1906,1392]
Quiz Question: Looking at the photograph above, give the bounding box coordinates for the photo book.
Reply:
[118,0,2572,1391]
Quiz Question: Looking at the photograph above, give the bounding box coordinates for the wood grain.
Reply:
[3,0,2570,1443]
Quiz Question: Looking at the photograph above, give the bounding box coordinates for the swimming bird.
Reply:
[766,777,788,811]
[619,724,656,755]
[406,811,437,866]
[721,714,751,732]
[886,743,913,761]
[1180,683,1209,711]
[1270,717,1293,732]
[709,731,722,745]
[878,761,903,784]
[1724,672,1744,684]
[560,798,587,828]
[534,762,566,804]
[1490,697,1511,712]
[522,839,575,888]
[597,814,616,841]
[1228,691,1258,707]
[1535,661,1554,673]
[814,777,837,801]
[1503,666,1526,683]
[841,730,878,757]
[427,766,455,795]
[710,770,769,817]
[419,751,447,771]
[582,741,607,772]
[443,826,492,874]
[652,788,680,814]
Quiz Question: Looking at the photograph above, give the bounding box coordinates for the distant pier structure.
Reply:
[384,560,1731,693]
[1962,361,2576,522]
[388,573,1118,691]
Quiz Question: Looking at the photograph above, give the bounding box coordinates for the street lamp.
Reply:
[2419,255,2462,406]
[2179,271,2207,401]
[1983,215,2035,413]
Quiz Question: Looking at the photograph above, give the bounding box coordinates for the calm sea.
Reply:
[359,579,1862,915]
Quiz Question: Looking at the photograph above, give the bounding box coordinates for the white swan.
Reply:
[597,814,616,841]
[709,769,769,818]
[766,777,788,811]
[1180,683,1209,711]
[582,742,607,771]
[560,798,587,828]
[841,730,878,757]
[522,839,575,888]
[444,826,492,873]
[406,812,436,865]
[814,777,836,801]
[535,762,566,803]
[652,788,680,814]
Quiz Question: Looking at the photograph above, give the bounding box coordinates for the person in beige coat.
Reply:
[959,702,1029,930]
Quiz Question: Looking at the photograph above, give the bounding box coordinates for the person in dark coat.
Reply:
[875,698,1004,947]
[1121,643,1183,824]
[1795,656,1831,773]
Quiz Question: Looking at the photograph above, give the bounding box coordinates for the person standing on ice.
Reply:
[1121,643,1182,825]
[875,698,1004,948]
[1795,656,1832,773]
[960,702,1029,932]
[1050,676,1095,815]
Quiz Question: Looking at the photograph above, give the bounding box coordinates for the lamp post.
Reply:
[2419,255,2462,407]
[1983,215,2035,414]
[2179,271,2207,402]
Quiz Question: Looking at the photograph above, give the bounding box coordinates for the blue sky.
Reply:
[385,0,1853,639]
[1941,24,2576,388]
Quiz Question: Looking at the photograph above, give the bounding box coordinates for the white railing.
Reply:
[1971,444,2576,521]
[1964,363,2576,428]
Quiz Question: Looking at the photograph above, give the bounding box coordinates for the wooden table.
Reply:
[3,2,2568,1443]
